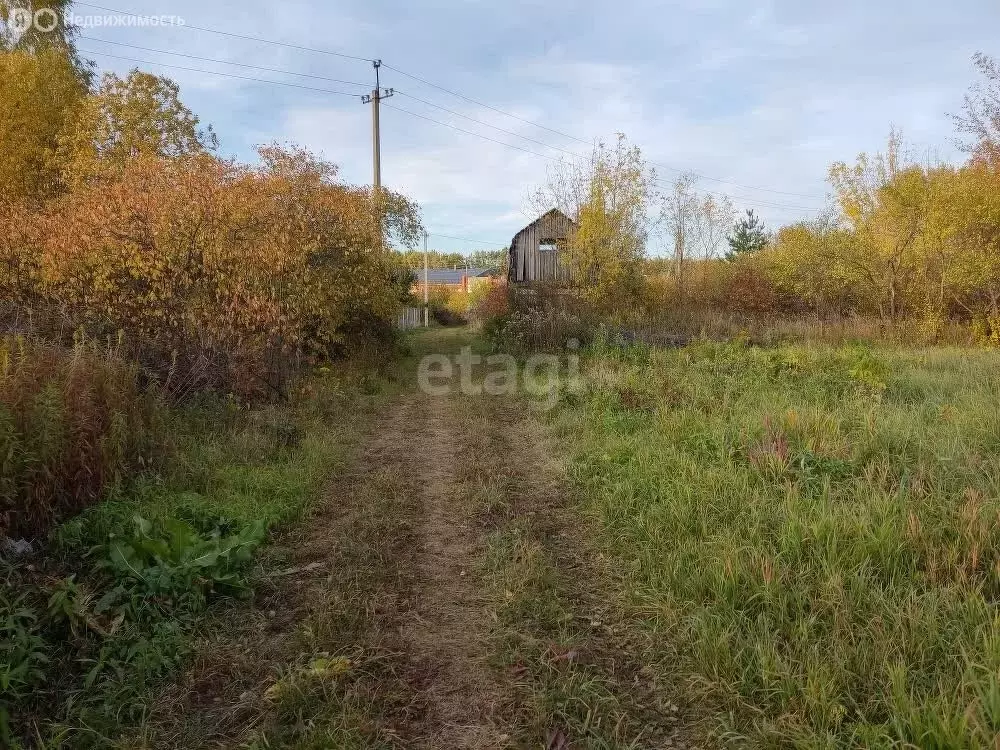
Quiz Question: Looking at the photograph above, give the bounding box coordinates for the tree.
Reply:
[0,48,86,202]
[765,217,858,316]
[726,209,768,261]
[58,70,218,187]
[829,131,930,321]
[533,134,654,310]
[396,250,467,269]
[21,145,421,396]
[1,0,92,83]
[696,194,737,261]
[659,174,700,299]
[955,53,1000,167]
[468,248,508,274]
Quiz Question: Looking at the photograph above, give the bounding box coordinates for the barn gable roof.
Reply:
[512,208,576,240]
[508,209,577,284]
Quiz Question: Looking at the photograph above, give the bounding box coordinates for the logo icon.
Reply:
[8,7,33,42]
[33,7,58,33]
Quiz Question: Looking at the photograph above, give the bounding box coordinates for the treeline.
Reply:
[704,131,1000,339]
[1,19,421,397]
[396,247,507,273]
[529,54,1000,343]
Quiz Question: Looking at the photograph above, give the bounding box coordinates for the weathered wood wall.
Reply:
[509,210,575,283]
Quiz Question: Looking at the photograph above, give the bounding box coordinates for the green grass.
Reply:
[555,340,1000,748]
[1,365,392,748]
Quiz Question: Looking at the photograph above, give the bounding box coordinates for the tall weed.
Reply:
[0,337,167,538]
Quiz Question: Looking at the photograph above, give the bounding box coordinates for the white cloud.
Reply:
[78,0,1000,252]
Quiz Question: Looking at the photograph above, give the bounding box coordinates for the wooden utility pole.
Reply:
[423,230,430,327]
[361,60,393,194]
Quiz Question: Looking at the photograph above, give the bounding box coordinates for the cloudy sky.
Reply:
[66,0,997,254]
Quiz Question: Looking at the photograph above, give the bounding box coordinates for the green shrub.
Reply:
[487,307,591,354]
[0,589,48,743]
[97,514,266,608]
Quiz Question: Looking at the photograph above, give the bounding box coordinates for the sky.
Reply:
[57,0,1000,254]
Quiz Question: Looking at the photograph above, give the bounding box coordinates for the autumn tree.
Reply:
[533,134,654,310]
[659,174,700,300]
[829,131,931,321]
[28,145,420,396]
[0,2,93,201]
[0,48,86,201]
[955,53,1000,167]
[58,70,217,187]
[468,248,508,274]
[764,216,858,316]
[397,250,467,269]
[1,0,90,78]
[929,164,1000,332]
[696,194,737,261]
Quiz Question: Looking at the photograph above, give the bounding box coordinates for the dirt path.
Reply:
[132,329,682,749]
[391,393,508,748]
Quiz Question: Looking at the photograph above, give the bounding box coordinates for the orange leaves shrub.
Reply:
[8,146,420,398]
[0,337,167,538]
[0,200,44,312]
[471,282,511,322]
[712,258,791,316]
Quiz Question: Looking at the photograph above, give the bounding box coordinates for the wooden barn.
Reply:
[507,209,576,284]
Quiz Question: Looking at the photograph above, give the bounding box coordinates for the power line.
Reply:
[382,102,562,162]
[385,104,819,213]
[83,49,569,164]
[391,94,824,209]
[84,55,821,214]
[382,64,826,201]
[382,63,594,146]
[74,2,373,62]
[428,233,507,246]
[653,164,826,201]
[79,36,581,159]
[395,90,582,159]
[79,35,370,87]
[82,49,365,97]
[651,179,825,212]
[75,1,827,203]
[78,36,577,160]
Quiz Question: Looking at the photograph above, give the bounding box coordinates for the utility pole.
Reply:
[361,60,393,195]
[423,230,429,327]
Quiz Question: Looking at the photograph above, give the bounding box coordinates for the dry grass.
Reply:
[0,336,167,538]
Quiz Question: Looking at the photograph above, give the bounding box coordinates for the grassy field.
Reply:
[554,339,1000,748]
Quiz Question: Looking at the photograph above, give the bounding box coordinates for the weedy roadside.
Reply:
[0,362,395,748]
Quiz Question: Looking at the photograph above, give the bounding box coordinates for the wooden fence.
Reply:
[397,306,425,329]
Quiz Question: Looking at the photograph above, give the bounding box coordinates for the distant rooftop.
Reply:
[416,268,494,284]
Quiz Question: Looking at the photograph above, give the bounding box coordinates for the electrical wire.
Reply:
[74,2,827,202]
[81,49,366,97]
[73,2,373,62]
[79,35,370,87]
[427,233,508,246]
[381,102,563,162]
[383,64,827,201]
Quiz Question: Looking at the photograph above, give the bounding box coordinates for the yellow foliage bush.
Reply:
[1,147,420,398]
